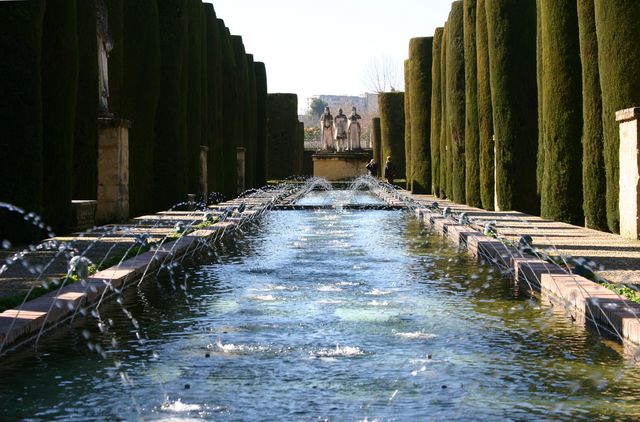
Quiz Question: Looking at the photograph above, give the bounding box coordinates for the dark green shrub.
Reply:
[204,5,223,195]
[246,54,258,188]
[154,0,189,209]
[266,94,299,180]
[440,25,450,198]
[540,0,584,225]
[186,0,204,196]
[218,19,237,198]
[107,0,123,116]
[408,37,433,194]
[463,0,481,207]
[430,28,444,197]
[378,92,406,179]
[446,1,466,204]
[594,0,640,233]
[485,0,539,214]
[41,0,79,231]
[123,0,161,215]
[404,59,412,190]
[476,0,494,210]
[577,0,607,231]
[254,62,268,187]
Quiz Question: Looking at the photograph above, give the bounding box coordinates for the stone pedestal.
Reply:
[70,200,97,231]
[199,145,208,200]
[312,151,371,181]
[616,107,640,239]
[96,118,130,223]
[237,147,246,195]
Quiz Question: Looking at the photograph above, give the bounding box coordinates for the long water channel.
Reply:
[1,191,640,420]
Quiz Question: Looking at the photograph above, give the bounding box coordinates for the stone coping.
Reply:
[412,205,640,349]
[0,189,295,356]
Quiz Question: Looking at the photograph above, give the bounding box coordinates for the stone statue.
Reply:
[320,106,335,150]
[348,106,362,150]
[334,108,348,152]
[96,0,113,117]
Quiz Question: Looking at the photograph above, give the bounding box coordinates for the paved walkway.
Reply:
[408,193,640,286]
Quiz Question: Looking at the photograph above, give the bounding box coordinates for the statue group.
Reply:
[320,106,362,152]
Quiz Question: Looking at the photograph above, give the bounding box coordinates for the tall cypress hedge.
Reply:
[154,0,189,209]
[123,0,161,216]
[107,0,124,116]
[187,0,204,196]
[231,36,250,189]
[594,0,640,233]
[41,0,79,232]
[0,1,45,242]
[378,92,406,179]
[204,5,223,196]
[246,53,258,189]
[463,0,481,207]
[440,26,450,198]
[476,0,494,210]
[577,0,607,231]
[200,4,209,198]
[404,59,412,189]
[254,62,268,187]
[540,0,584,225]
[486,0,539,214]
[536,0,545,196]
[446,1,466,204]
[266,93,299,180]
[409,37,433,194]
[431,28,444,197]
[371,117,382,175]
[218,19,237,197]
[73,0,99,200]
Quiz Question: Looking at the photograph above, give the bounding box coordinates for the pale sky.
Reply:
[207,0,455,113]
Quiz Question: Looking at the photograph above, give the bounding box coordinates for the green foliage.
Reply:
[246,54,258,189]
[231,36,251,189]
[440,26,450,199]
[107,0,124,116]
[308,98,328,119]
[204,5,223,195]
[536,0,544,197]
[446,1,466,204]
[154,0,190,209]
[404,60,412,190]
[378,92,406,179]
[485,0,539,214]
[408,37,433,194]
[476,0,494,210]
[371,117,382,173]
[41,0,79,233]
[577,0,607,231]
[187,0,204,196]
[463,0,481,207]
[123,0,161,216]
[431,28,444,197]
[266,93,299,180]
[254,62,268,187]
[219,20,238,198]
[594,0,640,233]
[540,0,584,225]
[73,0,99,201]
[0,0,45,243]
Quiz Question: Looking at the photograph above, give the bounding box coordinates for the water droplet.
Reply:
[1,240,11,249]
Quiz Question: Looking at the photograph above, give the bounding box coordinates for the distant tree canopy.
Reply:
[308,97,327,118]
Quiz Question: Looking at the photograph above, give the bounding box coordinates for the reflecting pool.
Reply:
[1,207,640,421]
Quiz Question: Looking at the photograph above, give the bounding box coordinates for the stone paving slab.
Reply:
[0,187,295,354]
[410,194,640,286]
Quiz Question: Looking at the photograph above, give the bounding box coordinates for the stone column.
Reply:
[199,146,208,201]
[236,147,246,195]
[616,107,640,239]
[96,118,130,223]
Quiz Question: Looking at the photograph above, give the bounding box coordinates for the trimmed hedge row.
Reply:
[408,37,433,194]
[577,0,607,231]
[430,28,444,197]
[378,92,406,179]
[404,59,412,190]
[266,94,299,180]
[539,0,584,225]
[254,62,268,187]
[446,1,466,204]
[594,0,640,233]
[476,0,494,210]
[463,0,481,207]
